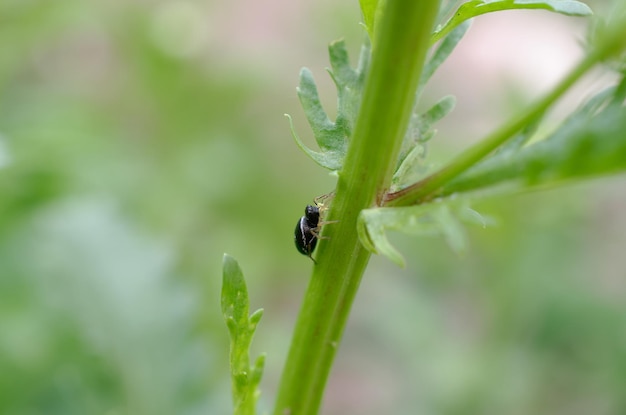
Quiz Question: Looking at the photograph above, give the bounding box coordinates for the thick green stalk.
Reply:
[273,1,440,415]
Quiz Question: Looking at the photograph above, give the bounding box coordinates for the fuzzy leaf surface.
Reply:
[288,40,370,172]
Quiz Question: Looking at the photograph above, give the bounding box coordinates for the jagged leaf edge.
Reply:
[358,200,489,267]
[286,114,343,171]
[296,68,346,153]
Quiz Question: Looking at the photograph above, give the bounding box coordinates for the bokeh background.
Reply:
[2,1,626,414]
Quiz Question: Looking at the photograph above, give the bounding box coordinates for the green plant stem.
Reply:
[272,1,440,415]
[385,22,626,207]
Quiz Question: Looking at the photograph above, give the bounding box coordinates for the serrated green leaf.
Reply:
[328,40,362,141]
[433,0,592,44]
[289,39,370,172]
[358,201,486,267]
[221,254,264,415]
[286,114,345,171]
[329,40,359,87]
[443,88,626,195]
[296,68,344,152]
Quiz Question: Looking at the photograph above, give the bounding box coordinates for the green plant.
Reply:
[222,1,626,414]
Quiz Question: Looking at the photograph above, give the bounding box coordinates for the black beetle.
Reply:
[294,204,321,262]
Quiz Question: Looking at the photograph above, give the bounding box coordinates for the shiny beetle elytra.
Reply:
[294,205,320,262]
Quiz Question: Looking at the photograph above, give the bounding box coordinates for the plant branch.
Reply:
[272,1,441,414]
[385,20,626,207]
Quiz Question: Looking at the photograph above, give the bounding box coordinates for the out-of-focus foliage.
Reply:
[0,1,308,414]
[1,1,626,415]
[343,185,626,415]
[222,255,264,415]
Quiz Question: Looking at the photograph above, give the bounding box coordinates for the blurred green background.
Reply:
[1,1,626,415]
